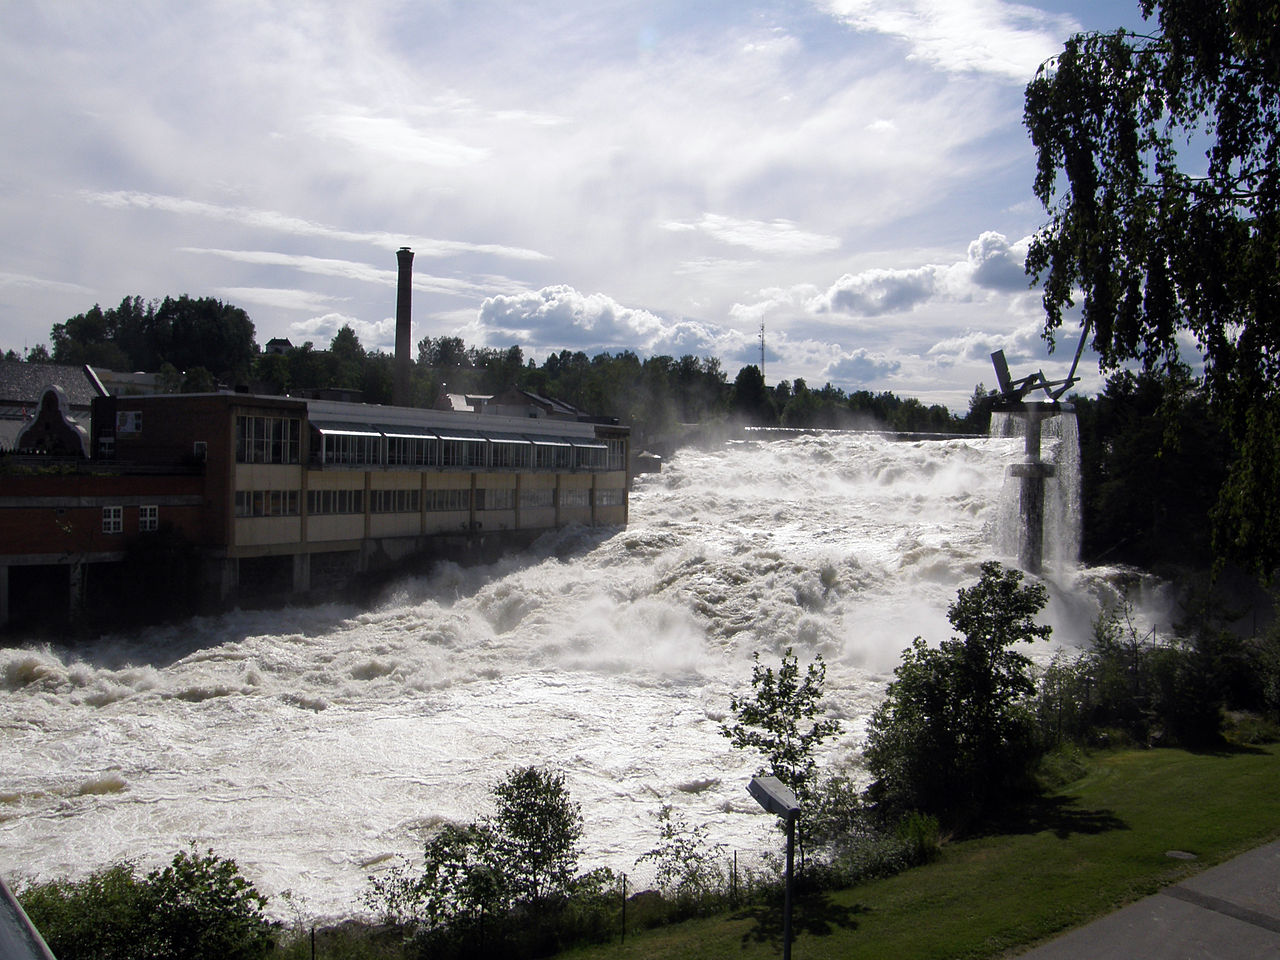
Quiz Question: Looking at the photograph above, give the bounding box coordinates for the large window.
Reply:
[573,442,609,470]
[477,488,515,511]
[386,435,438,467]
[519,487,554,509]
[236,415,301,464]
[426,488,471,512]
[489,440,532,469]
[560,488,590,509]
[307,488,364,515]
[139,505,158,532]
[316,431,381,466]
[595,488,625,507]
[370,489,420,513]
[234,490,300,517]
[533,441,572,470]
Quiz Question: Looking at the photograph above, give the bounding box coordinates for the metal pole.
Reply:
[783,813,795,960]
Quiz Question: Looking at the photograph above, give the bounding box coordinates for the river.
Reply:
[0,427,1136,919]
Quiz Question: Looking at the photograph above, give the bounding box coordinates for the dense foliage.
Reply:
[1071,368,1228,569]
[864,562,1050,827]
[18,847,274,960]
[51,295,257,385]
[1025,0,1280,575]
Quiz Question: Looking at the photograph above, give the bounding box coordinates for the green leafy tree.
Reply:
[720,647,841,806]
[1024,0,1280,575]
[729,364,776,425]
[490,765,583,903]
[863,562,1050,827]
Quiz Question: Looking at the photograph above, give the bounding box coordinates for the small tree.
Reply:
[635,804,727,906]
[720,647,842,806]
[863,562,1050,827]
[489,765,583,904]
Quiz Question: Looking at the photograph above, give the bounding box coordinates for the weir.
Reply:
[989,349,1082,576]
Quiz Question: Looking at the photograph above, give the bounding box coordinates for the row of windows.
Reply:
[234,490,300,518]
[314,431,615,472]
[101,505,159,534]
[370,489,420,514]
[308,489,364,515]
[236,415,302,464]
[235,486,616,519]
[101,505,158,533]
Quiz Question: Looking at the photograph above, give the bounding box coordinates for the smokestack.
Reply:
[393,246,414,407]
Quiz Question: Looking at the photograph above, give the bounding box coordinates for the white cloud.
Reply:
[308,112,492,168]
[85,191,549,261]
[288,312,397,353]
[817,0,1079,81]
[215,287,345,314]
[663,213,841,256]
[182,248,527,300]
[812,265,938,315]
[822,348,903,385]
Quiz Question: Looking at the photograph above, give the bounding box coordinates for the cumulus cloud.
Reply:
[822,348,903,385]
[817,0,1078,81]
[663,213,841,256]
[781,231,1031,319]
[476,285,753,359]
[288,312,397,353]
[964,231,1030,292]
[811,265,938,315]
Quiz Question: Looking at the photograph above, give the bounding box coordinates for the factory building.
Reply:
[0,247,630,629]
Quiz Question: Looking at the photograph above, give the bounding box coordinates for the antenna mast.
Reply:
[759,321,766,383]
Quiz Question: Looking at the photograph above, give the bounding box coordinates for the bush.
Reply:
[18,848,274,960]
[863,562,1050,828]
[364,766,612,960]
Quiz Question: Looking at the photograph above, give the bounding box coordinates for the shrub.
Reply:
[18,848,274,960]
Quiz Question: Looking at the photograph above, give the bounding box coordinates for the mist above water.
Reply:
[1,429,1125,920]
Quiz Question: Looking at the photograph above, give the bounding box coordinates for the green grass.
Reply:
[560,744,1280,960]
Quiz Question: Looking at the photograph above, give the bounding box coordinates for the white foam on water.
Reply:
[0,430,1144,920]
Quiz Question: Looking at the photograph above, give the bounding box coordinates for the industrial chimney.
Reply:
[393,246,414,407]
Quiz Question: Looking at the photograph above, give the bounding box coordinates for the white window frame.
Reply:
[139,504,158,532]
[102,506,123,534]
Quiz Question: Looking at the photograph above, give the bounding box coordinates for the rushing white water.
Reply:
[0,430,1127,920]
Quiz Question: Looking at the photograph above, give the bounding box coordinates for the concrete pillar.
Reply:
[212,557,238,601]
[68,562,84,620]
[292,552,311,595]
[1009,408,1055,575]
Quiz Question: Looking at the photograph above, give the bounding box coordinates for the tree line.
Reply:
[11,295,987,441]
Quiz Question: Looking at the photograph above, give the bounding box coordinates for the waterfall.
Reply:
[1,430,1088,919]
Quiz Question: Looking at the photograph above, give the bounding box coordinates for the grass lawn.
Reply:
[560,744,1280,960]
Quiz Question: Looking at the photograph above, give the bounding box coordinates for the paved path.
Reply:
[1016,840,1280,959]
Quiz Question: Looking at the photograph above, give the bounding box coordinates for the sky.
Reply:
[0,0,1151,410]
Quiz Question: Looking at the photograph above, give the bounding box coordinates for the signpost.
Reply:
[749,776,801,960]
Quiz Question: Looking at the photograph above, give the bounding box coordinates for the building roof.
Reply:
[0,360,98,407]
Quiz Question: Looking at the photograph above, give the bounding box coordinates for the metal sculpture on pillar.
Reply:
[989,325,1087,575]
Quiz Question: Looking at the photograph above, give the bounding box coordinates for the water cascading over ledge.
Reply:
[991,403,1081,576]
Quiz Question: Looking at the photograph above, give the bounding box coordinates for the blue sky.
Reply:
[0,0,1150,409]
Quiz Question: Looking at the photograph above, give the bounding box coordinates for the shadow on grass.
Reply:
[735,891,869,949]
[982,794,1129,840]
